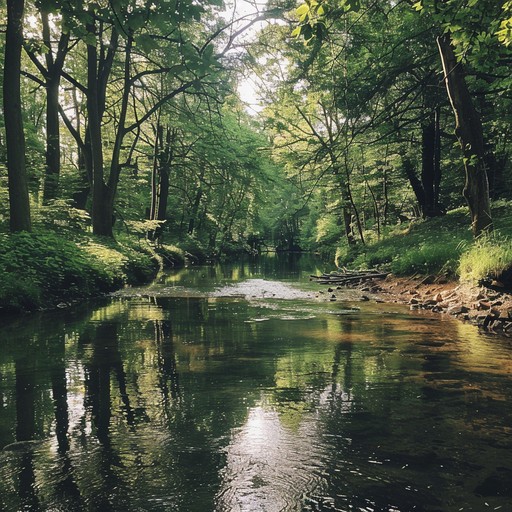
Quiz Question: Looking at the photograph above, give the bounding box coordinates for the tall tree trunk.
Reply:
[403,157,425,213]
[421,110,443,217]
[4,0,31,232]
[188,188,203,235]
[148,124,174,240]
[433,106,442,207]
[421,119,436,216]
[43,75,61,202]
[188,167,206,235]
[87,24,111,237]
[40,10,69,203]
[332,157,356,245]
[157,128,174,225]
[344,166,364,244]
[437,34,492,236]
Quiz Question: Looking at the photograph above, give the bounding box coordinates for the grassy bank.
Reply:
[335,201,512,286]
[0,230,185,313]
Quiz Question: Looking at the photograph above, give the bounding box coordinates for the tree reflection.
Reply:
[15,353,40,511]
[154,319,180,405]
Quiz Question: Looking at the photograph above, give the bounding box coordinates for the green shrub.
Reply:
[0,230,165,312]
[0,274,42,311]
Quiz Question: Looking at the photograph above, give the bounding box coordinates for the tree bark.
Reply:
[86,22,111,237]
[421,120,436,216]
[403,157,425,213]
[43,75,61,202]
[148,123,173,240]
[4,0,31,232]
[437,34,492,236]
[40,10,69,203]
[420,109,443,217]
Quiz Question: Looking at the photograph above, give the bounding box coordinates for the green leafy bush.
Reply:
[0,230,163,312]
[0,232,94,310]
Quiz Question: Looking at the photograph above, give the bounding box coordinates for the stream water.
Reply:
[0,254,511,512]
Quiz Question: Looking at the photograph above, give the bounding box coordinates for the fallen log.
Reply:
[311,270,389,285]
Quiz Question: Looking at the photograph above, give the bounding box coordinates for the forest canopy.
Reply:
[0,0,511,277]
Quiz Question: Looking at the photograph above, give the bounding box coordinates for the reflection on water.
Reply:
[1,254,511,511]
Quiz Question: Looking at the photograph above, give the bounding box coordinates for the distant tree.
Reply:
[293,0,512,236]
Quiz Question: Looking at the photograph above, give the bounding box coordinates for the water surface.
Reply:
[1,254,511,511]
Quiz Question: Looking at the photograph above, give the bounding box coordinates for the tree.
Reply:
[4,0,32,232]
[23,1,71,202]
[437,34,492,235]
[292,0,512,237]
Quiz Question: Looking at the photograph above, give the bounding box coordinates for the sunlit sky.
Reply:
[221,0,270,113]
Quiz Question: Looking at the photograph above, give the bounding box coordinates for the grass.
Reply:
[335,202,512,283]
[459,234,512,284]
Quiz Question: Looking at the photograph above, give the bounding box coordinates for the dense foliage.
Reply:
[1,0,511,310]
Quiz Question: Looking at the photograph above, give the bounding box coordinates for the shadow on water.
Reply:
[0,255,511,511]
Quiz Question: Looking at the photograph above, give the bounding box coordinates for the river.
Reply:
[0,254,511,511]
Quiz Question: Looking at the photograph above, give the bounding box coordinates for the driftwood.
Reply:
[310,269,389,285]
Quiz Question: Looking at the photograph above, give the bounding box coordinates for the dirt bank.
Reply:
[319,273,512,336]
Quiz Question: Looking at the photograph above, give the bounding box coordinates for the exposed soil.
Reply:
[320,273,512,337]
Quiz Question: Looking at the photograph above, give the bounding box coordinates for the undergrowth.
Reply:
[335,204,512,281]
[459,234,512,284]
[0,230,184,313]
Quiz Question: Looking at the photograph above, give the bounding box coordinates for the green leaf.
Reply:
[82,32,96,46]
[291,26,301,38]
[296,4,310,17]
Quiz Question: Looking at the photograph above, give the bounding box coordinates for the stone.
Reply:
[447,305,470,315]
[435,293,443,302]
[477,301,491,310]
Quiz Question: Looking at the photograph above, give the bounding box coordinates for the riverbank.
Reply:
[320,272,512,336]
[0,230,187,314]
